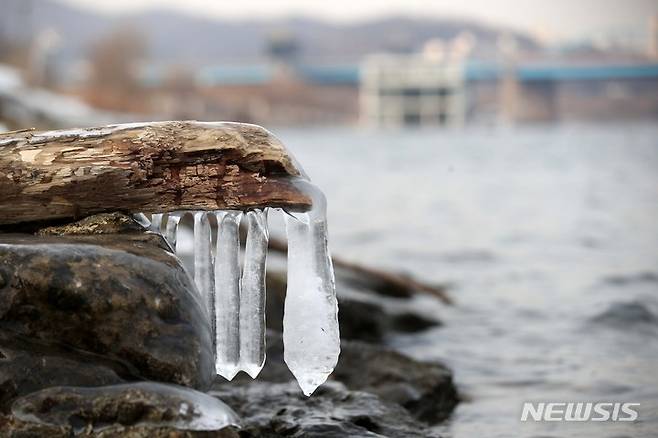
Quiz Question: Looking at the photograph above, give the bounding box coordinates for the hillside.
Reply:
[3,0,540,66]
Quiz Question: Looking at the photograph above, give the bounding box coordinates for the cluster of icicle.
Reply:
[134,187,339,396]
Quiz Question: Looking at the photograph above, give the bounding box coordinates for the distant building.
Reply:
[192,56,658,126]
[360,46,467,127]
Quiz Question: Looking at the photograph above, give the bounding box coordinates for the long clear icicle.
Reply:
[150,213,164,233]
[194,212,215,325]
[239,209,269,378]
[283,185,340,396]
[133,182,339,396]
[214,210,242,380]
[165,213,182,247]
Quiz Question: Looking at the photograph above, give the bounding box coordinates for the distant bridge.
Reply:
[466,62,658,82]
[196,61,658,86]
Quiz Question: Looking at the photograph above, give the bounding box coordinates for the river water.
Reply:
[277,122,658,438]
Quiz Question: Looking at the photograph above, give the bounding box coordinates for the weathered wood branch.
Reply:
[0,121,311,226]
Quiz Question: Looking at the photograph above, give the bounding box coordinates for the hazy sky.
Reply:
[60,0,657,45]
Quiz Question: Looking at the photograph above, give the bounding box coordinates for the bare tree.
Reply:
[86,25,147,111]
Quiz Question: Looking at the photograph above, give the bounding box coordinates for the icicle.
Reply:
[133,213,151,229]
[283,184,340,396]
[194,212,215,331]
[150,213,164,233]
[173,213,196,276]
[165,213,182,247]
[214,210,243,380]
[239,209,269,378]
[129,178,338,396]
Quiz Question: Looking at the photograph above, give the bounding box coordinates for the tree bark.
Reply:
[0,121,311,226]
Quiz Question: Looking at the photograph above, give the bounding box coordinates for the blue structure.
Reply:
[195,61,658,87]
[516,63,658,81]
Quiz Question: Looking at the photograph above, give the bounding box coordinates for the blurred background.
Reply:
[1,1,657,437]
[1,0,657,128]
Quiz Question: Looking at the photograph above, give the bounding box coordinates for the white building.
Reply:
[360,40,468,128]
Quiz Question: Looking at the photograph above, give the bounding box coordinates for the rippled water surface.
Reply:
[278,123,658,438]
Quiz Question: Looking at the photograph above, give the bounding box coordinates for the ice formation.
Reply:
[282,184,340,396]
[12,382,240,432]
[135,183,339,396]
[213,210,242,380]
[193,212,214,330]
[239,209,269,378]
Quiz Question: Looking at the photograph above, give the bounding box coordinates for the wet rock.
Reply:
[332,341,458,424]
[0,216,214,393]
[336,267,417,298]
[0,414,69,437]
[0,414,239,438]
[591,301,658,328]
[0,333,124,412]
[5,382,239,437]
[227,332,458,425]
[93,427,239,437]
[390,311,439,333]
[337,298,440,342]
[266,270,440,344]
[212,381,436,438]
[602,271,658,287]
[333,299,387,343]
[0,212,456,435]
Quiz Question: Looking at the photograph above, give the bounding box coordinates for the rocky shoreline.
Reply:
[0,213,458,437]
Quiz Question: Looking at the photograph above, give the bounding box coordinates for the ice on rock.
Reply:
[214,210,243,380]
[12,382,240,432]
[283,184,340,396]
[239,209,269,378]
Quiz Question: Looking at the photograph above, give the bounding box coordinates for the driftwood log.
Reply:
[0,121,311,226]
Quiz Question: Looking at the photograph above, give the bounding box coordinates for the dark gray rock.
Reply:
[336,267,417,299]
[332,341,458,424]
[602,271,658,287]
[0,333,124,412]
[0,212,457,436]
[212,381,437,438]
[0,220,214,394]
[0,415,240,438]
[0,413,69,437]
[226,332,458,425]
[590,301,658,328]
